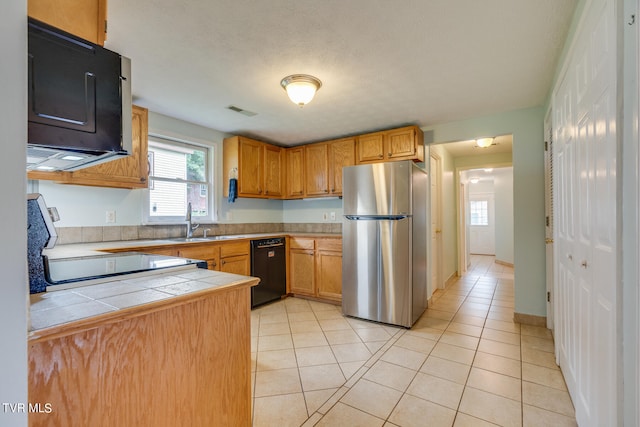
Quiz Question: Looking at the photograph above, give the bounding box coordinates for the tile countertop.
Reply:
[29,267,259,340]
[30,232,340,339]
[42,232,342,259]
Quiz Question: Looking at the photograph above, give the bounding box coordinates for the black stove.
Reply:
[45,252,207,288]
[27,194,207,294]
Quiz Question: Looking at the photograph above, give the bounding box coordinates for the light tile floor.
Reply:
[251,255,577,426]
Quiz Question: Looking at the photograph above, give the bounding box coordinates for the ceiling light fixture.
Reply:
[280,74,322,107]
[475,137,494,148]
[470,178,479,184]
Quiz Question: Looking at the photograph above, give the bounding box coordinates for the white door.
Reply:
[469,194,495,255]
[544,112,554,330]
[552,0,617,424]
[430,155,443,289]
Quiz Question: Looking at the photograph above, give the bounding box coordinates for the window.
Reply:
[469,200,489,226]
[145,136,214,223]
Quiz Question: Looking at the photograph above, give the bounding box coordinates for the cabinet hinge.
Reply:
[104,20,108,34]
[546,216,550,227]
[547,291,551,303]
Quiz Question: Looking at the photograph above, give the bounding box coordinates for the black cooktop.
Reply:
[45,252,207,286]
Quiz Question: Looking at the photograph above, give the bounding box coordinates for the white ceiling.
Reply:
[105,0,577,146]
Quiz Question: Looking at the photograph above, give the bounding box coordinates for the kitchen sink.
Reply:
[168,235,248,243]
[168,237,212,243]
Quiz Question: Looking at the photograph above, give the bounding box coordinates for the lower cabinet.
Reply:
[120,241,251,276]
[288,236,342,303]
[176,241,250,275]
[219,242,251,275]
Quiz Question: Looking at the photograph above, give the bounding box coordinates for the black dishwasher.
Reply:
[250,237,286,308]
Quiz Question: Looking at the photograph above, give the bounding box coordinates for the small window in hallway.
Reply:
[470,200,489,226]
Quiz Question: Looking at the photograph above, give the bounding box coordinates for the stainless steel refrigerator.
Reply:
[342,161,428,328]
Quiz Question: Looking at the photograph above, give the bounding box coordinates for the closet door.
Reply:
[552,0,617,424]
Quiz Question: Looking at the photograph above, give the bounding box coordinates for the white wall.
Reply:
[1,1,28,425]
[282,198,343,223]
[493,168,514,264]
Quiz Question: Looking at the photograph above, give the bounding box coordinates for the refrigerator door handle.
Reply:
[344,215,409,221]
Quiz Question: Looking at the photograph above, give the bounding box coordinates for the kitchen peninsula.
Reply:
[28,263,258,426]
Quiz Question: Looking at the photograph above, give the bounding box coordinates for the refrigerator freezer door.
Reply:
[342,216,412,327]
[342,162,411,216]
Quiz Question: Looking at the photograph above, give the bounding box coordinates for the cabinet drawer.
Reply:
[289,237,315,250]
[316,238,342,252]
[177,245,215,260]
[220,241,249,257]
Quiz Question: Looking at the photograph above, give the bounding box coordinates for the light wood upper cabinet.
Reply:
[327,137,355,196]
[304,143,329,196]
[357,132,385,163]
[28,0,107,46]
[285,147,305,199]
[223,125,420,200]
[27,105,150,189]
[356,125,424,164]
[263,144,284,197]
[223,136,283,199]
[238,137,263,197]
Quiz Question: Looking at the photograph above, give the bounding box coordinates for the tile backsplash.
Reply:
[56,223,342,245]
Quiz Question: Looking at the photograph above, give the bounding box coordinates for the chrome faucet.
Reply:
[186,202,199,238]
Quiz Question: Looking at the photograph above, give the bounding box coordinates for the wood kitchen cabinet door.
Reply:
[356,132,385,163]
[386,126,418,160]
[238,138,264,197]
[316,238,342,302]
[285,147,305,199]
[356,126,424,164]
[219,241,250,275]
[289,237,316,296]
[289,249,315,296]
[68,105,149,188]
[304,143,329,196]
[28,0,107,46]
[220,255,250,276]
[263,144,284,198]
[328,137,355,196]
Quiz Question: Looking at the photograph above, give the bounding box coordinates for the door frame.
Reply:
[429,152,443,290]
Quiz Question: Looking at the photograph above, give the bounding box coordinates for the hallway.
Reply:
[251,255,577,426]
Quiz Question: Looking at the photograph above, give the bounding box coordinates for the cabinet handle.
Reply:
[567,254,573,261]
[388,152,392,156]
[378,154,383,158]
[221,260,226,265]
[330,188,335,193]
[581,260,588,268]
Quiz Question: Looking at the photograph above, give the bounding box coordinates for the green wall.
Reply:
[424,106,546,317]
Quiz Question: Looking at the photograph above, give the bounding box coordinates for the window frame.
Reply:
[469,199,489,226]
[143,133,216,224]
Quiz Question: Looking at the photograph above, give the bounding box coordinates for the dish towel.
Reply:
[228,178,238,203]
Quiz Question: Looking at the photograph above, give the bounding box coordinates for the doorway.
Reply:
[427,136,513,288]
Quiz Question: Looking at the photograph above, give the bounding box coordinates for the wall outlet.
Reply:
[330,212,336,221]
[105,210,116,224]
[322,212,328,221]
